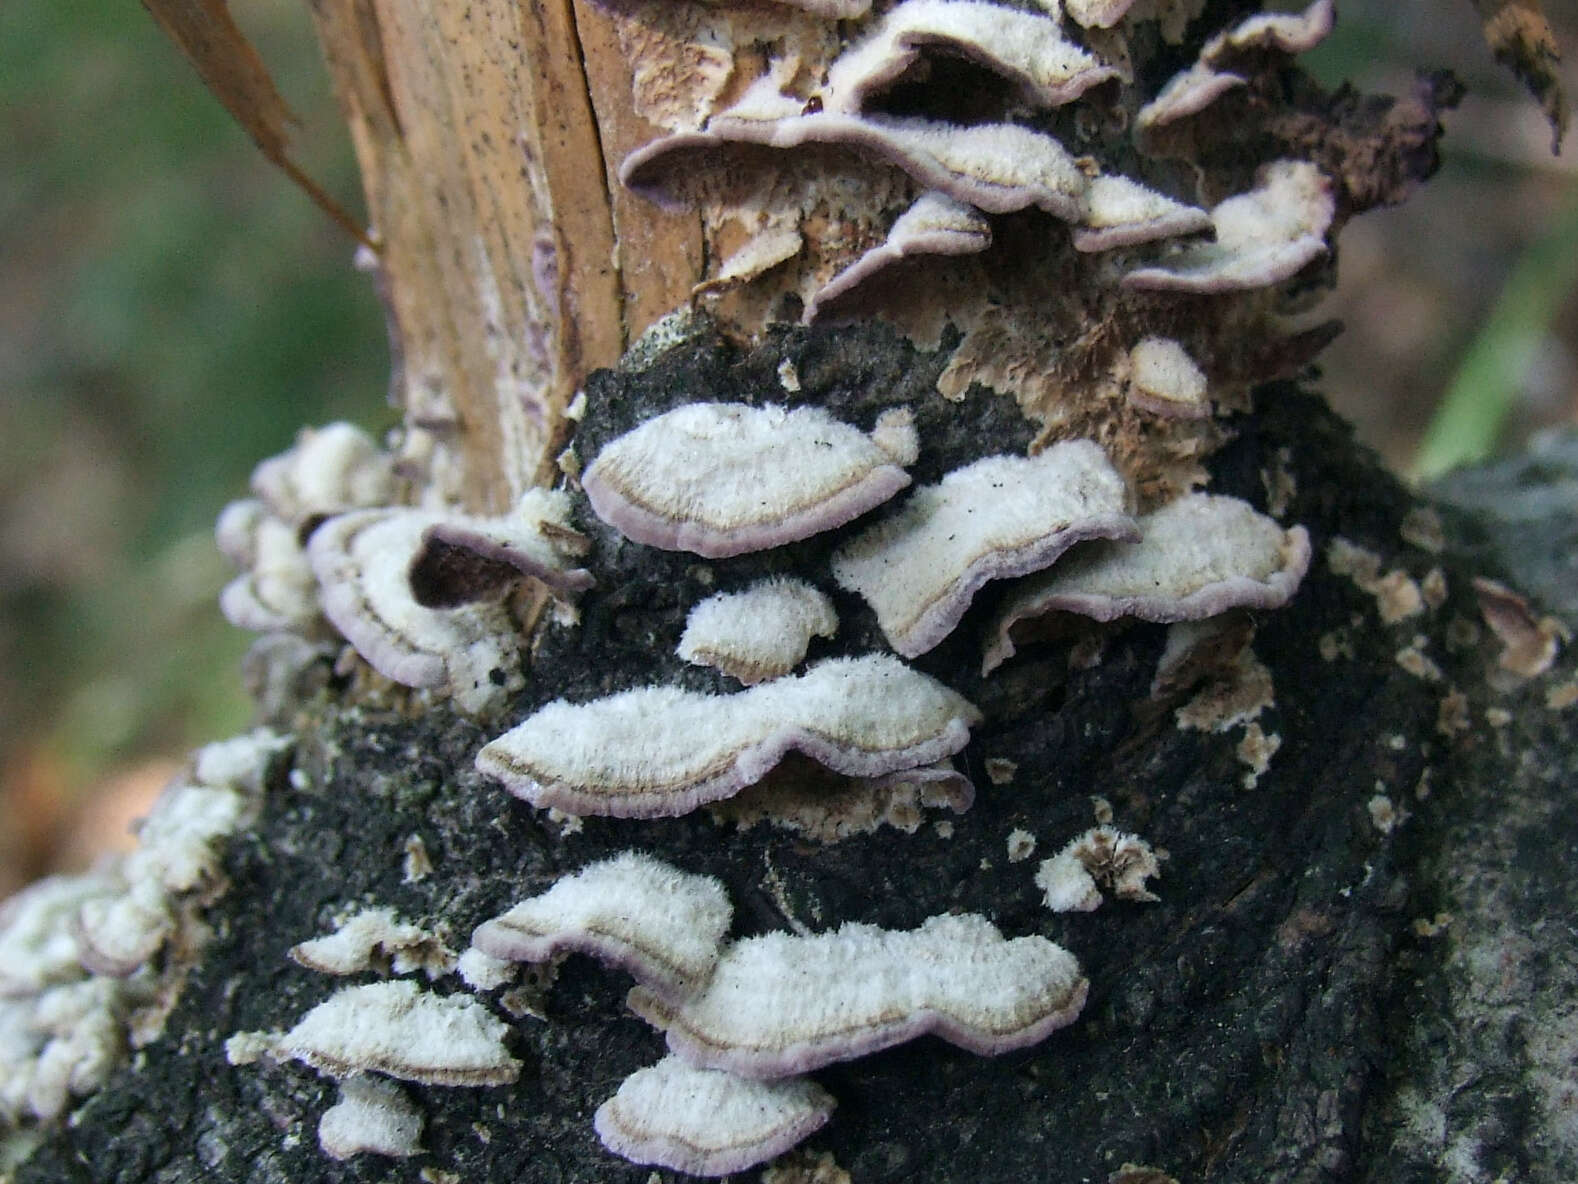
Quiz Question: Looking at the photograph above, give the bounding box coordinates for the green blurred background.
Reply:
[0,0,1572,893]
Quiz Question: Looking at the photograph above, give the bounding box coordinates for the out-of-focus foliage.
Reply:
[0,0,387,880]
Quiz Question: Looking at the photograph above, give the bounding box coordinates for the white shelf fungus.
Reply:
[216,503,321,633]
[1124,161,1335,293]
[831,441,1135,658]
[1126,337,1211,419]
[595,1056,835,1177]
[250,422,396,525]
[628,913,1087,1078]
[582,403,915,558]
[986,493,1312,672]
[477,654,980,818]
[1137,0,1335,134]
[0,875,119,997]
[319,1075,424,1160]
[678,578,837,684]
[1072,175,1213,252]
[290,908,456,979]
[308,509,521,712]
[1036,827,1162,912]
[821,0,1118,116]
[470,853,732,998]
[806,192,992,324]
[623,111,1091,221]
[277,980,520,1086]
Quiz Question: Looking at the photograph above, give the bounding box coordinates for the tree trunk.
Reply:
[7,2,1578,1182]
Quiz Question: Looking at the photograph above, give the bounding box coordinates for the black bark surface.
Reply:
[16,329,1577,1184]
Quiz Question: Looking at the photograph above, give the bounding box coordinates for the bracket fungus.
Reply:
[628,912,1087,1078]
[476,655,981,817]
[986,493,1311,672]
[623,109,1091,221]
[1065,0,1139,28]
[1123,160,1336,293]
[595,1056,835,1177]
[470,853,732,998]
[831,440,1136,657]
[215,502,321,634]
[820,0,1119,116]
[318,1075,424,1161]
[582,403,915,557]
[275,980,520,1086]
[307,509,521,711]
[805,192,991,325]
[249,422,395,527]
[678,578,838,684]
[1071,175,1213,253]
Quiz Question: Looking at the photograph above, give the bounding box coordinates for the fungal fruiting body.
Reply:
[628,913,1086,1078]
[318,1075,424,1160]
[677,578,838,684]
[470,853,732,997]
[582,403,915,557]
[986,493,1312,672]
[1036,828,1163,913]
[276,980,520,1086]
[476,654,981,817]
[594,1056,835,1176]
[831,441,1136,657]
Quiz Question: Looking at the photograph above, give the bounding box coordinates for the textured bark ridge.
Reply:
[14,325,1578,1182]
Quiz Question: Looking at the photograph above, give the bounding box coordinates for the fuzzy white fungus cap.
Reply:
[216,505,321,633]
[582,403,914,558]
[986,493,1311,672]
[806,192,991,324]
[831,440,1136,657]
[277,980,520,1086]
[478,654,980,818]
[290,908,456,979]
[1127,337,1210,419]
[307,508,519,712]
[319,1074,424,1160]
[1136,0,1335,133]
[595,1055,835,1176]
[73,879,172,978]
[822,0,1118,115]
[694,225,804,296]
[2,978,129,1123]
[623,110,1091,220]
[471,853,732,997]
[629,913,1086,1078]
[250,422,395,525]
[1124,161,1335,292]
[678,578,838,684]
[1073,175,1213,252]
[1036,827,1163,912]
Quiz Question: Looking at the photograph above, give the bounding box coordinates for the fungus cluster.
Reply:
[461,854,1085,1173]
[1,731,286,1127]
[126,0,1379,1174]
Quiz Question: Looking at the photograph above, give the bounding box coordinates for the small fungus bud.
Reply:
[1126,337,1211,420]
[319,1075,424,1160]
[678,578,838,684]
